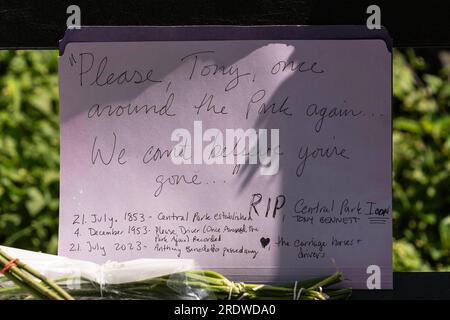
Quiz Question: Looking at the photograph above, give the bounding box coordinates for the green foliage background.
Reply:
[0,49,449,271]
[392,49,450,271]
[0,51,59,254]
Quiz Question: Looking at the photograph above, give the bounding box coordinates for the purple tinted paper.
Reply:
[58,26,392,289]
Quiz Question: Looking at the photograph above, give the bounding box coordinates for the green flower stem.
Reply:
[0,254,55,300]
[0,249,74,300]
[326,288,352,300]
[0,270,351,300]
[306,272,342,290]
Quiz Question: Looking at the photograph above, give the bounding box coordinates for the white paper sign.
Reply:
[58,26,392,288]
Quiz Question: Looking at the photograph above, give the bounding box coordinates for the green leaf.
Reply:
[394,117,422,134]
[440,216,450,249]
[25,187,46,216]
[424,74,443,94]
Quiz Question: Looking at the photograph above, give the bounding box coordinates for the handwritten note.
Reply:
[58,27,392,288]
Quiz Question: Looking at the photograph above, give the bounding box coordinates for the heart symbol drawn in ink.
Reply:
[260,237,270,248]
